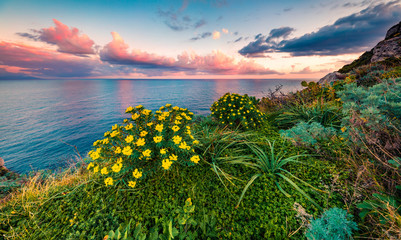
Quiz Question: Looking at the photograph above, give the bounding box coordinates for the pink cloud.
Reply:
[0,41,96,78]
[212,31,221,39]
[100,33,278,76]
[39,19,95,55]
[175,50,278,75]
[100,32,176,68]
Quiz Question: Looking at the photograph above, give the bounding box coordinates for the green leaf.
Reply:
[236,173,261,208]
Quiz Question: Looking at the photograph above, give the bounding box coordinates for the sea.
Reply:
[0,79,310,173]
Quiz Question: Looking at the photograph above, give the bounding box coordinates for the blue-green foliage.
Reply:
[306,208,358,240]
[339,78,401,134]
[279,121,337,146]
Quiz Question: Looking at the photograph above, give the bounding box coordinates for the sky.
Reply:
[0,0,400,80]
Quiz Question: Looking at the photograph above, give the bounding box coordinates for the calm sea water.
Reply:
[0,79,308,173]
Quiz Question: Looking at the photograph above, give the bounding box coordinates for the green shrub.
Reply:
[305,207,358,240]
[279,121,337,147]
[338,79,401,157]
[274,102,342,129]
[382,66,401,79]
[104,198,218,240]
[236,139,323,210]
[87,104,201,188]
[210,93,264,130]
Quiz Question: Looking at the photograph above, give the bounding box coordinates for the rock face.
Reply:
[371,21,401,63]
[385,21,401,40]
[318,71,347,85]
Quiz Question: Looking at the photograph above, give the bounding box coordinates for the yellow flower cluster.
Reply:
[210,93,264,129]
[89,103,200,188]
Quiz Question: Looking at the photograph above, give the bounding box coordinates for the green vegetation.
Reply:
[338,50,373,73]
[1,58,401,239]
[305,208,358,240]
[210,93,264,130]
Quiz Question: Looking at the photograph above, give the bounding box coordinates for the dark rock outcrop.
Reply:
[371,21,401,63]
[318,71,347,85]
[385,21,401,40]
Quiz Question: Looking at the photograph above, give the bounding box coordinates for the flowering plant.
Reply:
[210,93,264,129]
[87,104,200,187]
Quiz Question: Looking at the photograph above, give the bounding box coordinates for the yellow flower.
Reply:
[128,181,136,188]
[166,104,172,107]
[193,140,199,145]
[158,115,166,121]
[142,109,151,116]
[112,163,122,172]
[136,138,146,146]
[123,119,128,123]
[147,122,153,126]
[341,126,347,132]
[173,106,179,110]
[175,120,181,125]
[133,169,143,179]
[186,129,191,135]
[169,154,178,161]
[101,167,108,175]
[87,162,94,170]
[112,124,118,130]
[190,155,200,163]
[153,136,163,143]
[172,135,182,144]
[126,106,133,112]
[172,125,180,132]
[122,146,133,156]
[176,116,182,120]
[132,113,140,120]
[140,131,148,137]
[125,123,133,130]
[185,116,191,120]
[186,198,192,206]
[117,157,123,164]
[93,140,99,146]
[114,147,122,154]
[142,149,151,157]
[186,126,190,130]
[136,105,143,109]
[104,131,110,137]
[104,177,113,186]
[160,148,167,154]
[162,159,172,169]
[90,151,100,160]
[179,141,189,150]
[125,135,134,143]
[110,130,119,138]
[155,124,163,132]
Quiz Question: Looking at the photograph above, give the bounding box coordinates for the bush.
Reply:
[382,66,401,79]
[210,93,264,130]
[279,121,337,147]
[339,79,401,158]
[87,104,201,188]
[274,102,342,129]
[305,207,358,240]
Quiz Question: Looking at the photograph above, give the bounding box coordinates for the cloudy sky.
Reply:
[0,0,400,80]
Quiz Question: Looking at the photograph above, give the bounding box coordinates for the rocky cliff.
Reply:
[320,21,401,84]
